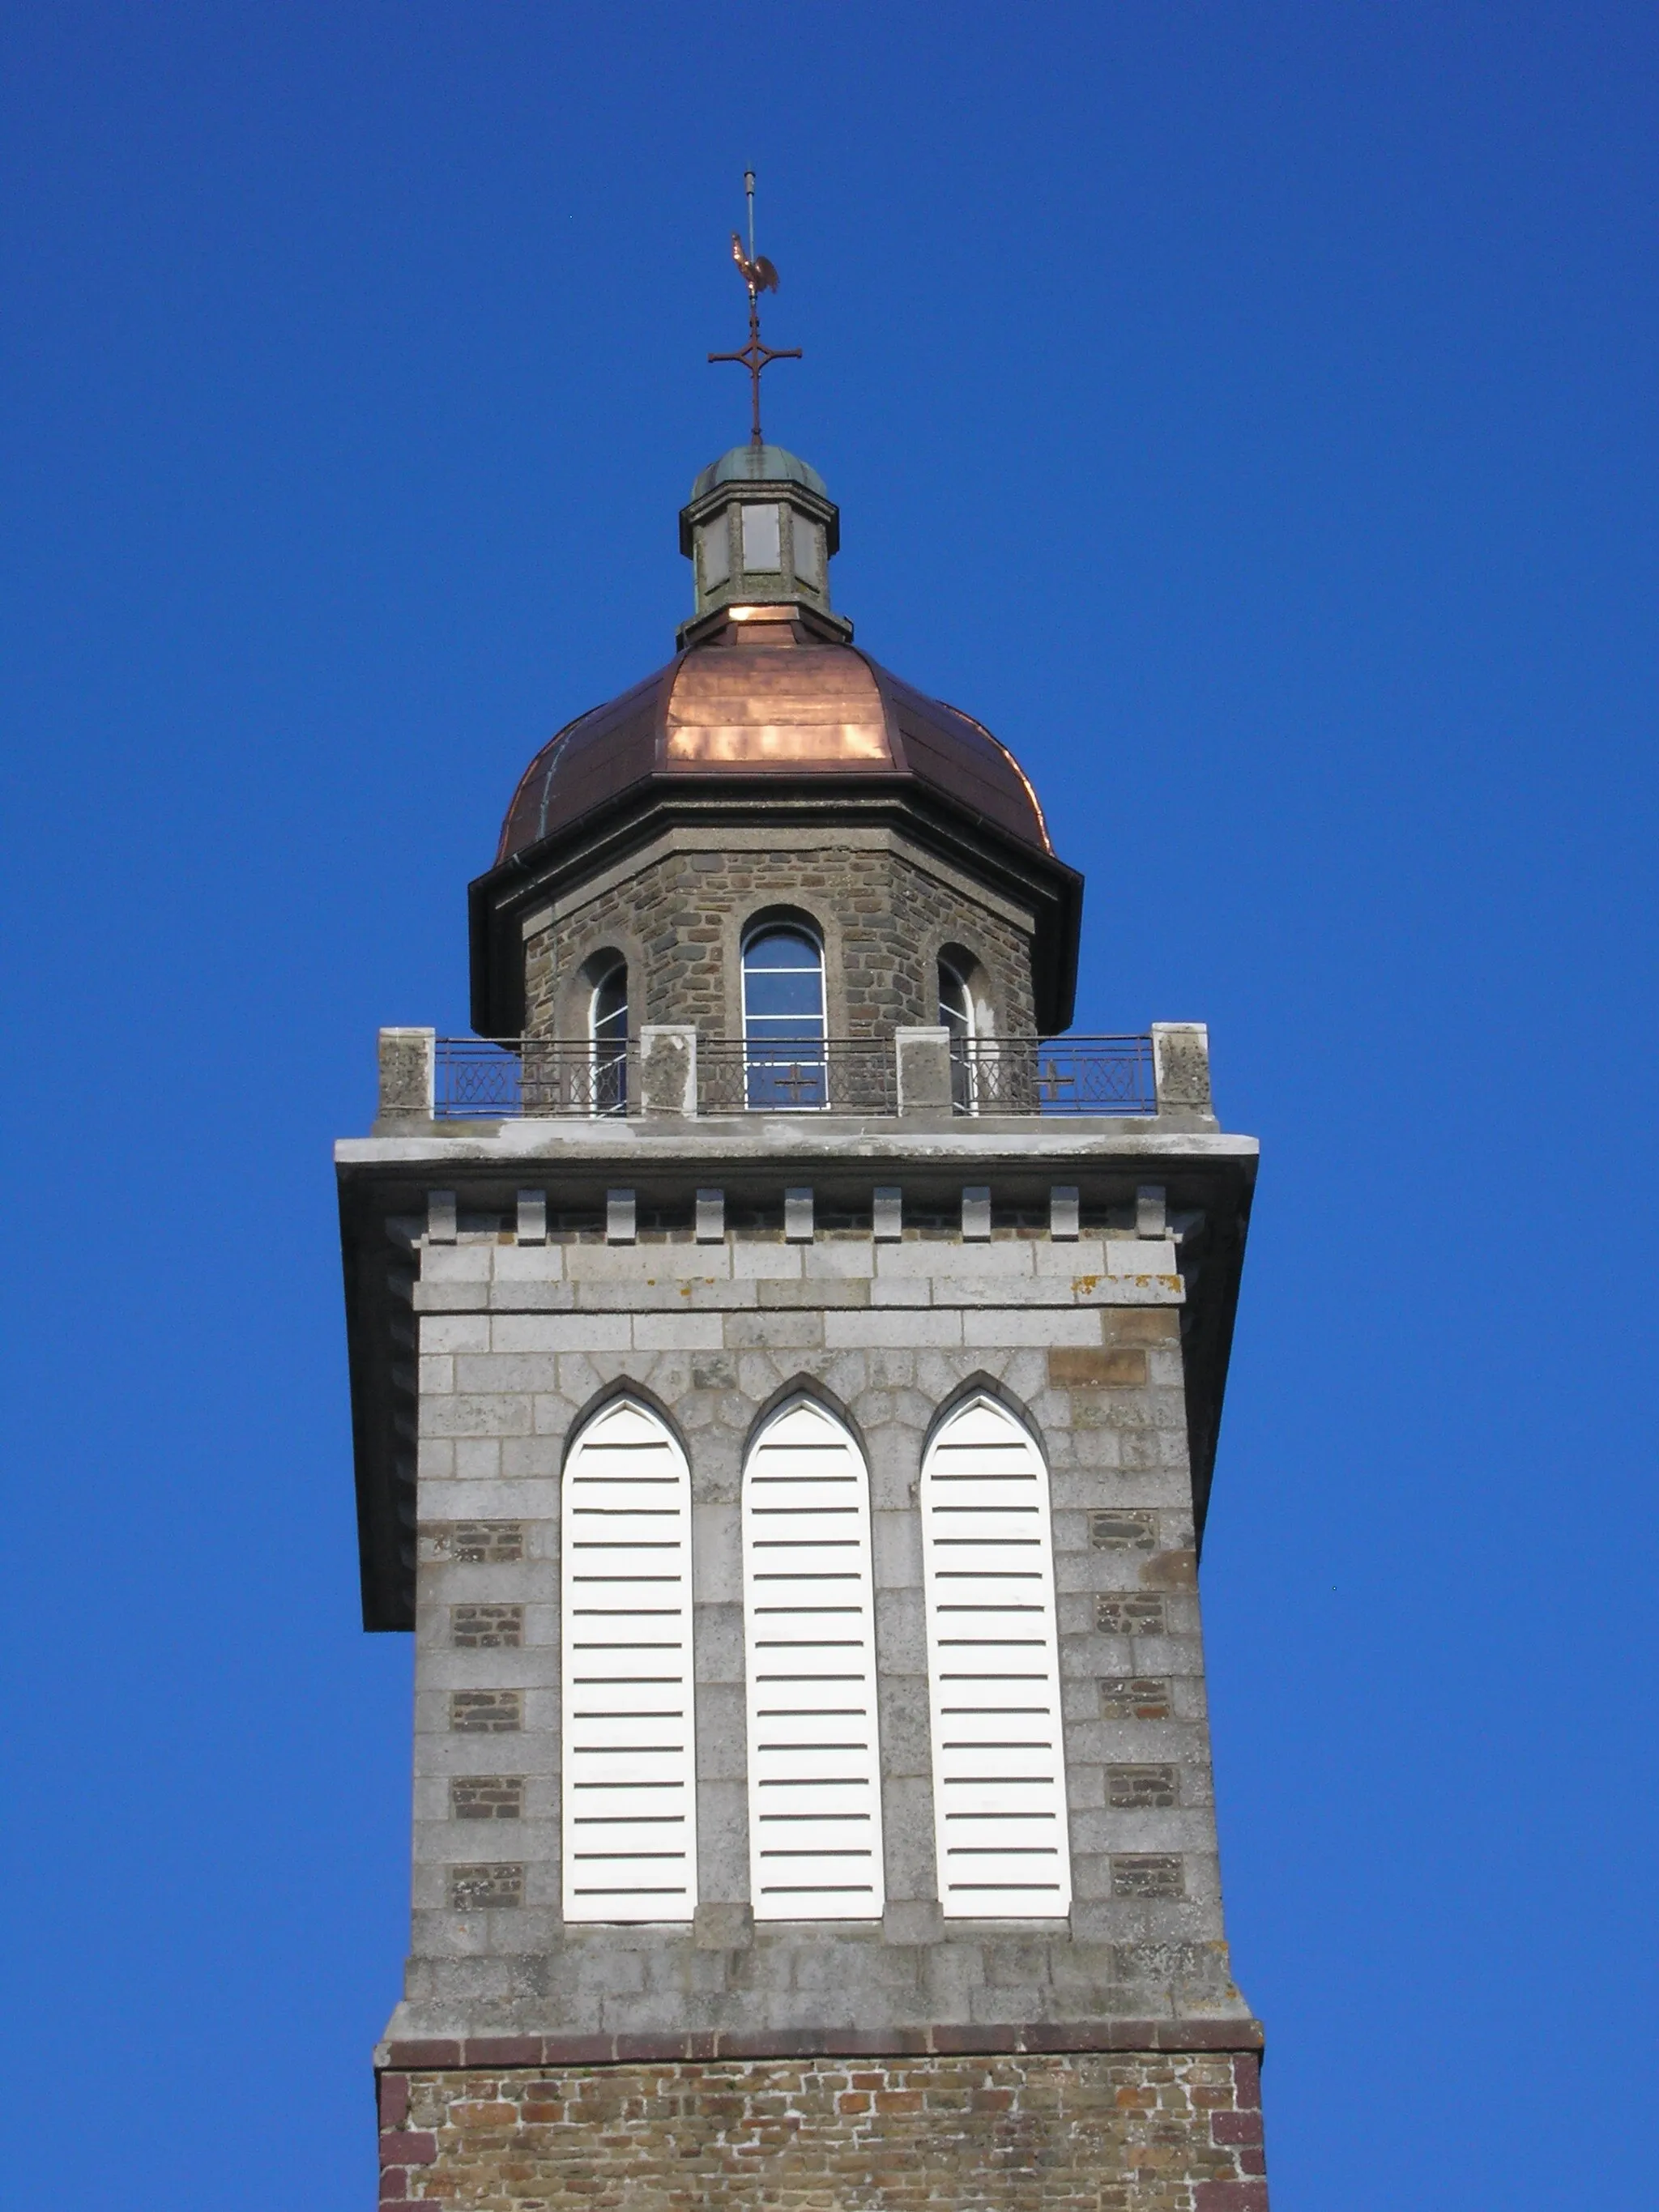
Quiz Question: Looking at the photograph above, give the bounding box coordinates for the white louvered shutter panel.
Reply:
[921,1396,1071,1917]
[742,1399,885,1919]
[561,1399,697,1922]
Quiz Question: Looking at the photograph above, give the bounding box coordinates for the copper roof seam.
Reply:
[852,648,913,778]
[498,657,684,861]
[869,658,1049,853]
[496,710,593,866]
[936,697,1055,857]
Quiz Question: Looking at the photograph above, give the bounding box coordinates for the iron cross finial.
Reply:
[708,170,800,448]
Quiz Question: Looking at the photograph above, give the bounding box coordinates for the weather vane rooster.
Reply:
[731,230,778,296]
[709,169,800,448]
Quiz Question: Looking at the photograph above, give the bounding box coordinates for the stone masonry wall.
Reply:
[400,1199,1246,2042]
[377,2048,1269,2212]
[520,835,1038,1039]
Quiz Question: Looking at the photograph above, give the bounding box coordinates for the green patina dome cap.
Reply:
[689,443,829,501]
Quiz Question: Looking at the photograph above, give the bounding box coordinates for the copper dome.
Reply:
[496,605,1053,865]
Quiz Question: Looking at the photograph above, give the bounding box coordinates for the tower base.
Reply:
[376,2038,1269,2210]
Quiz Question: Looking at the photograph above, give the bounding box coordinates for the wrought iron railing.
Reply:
[428,1034,1156,1119]
[434,1037,634,1119]
[949,1035,1157,1116]
[697,1038,898,1115]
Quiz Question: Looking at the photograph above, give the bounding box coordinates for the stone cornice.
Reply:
[377,2017,1266,2071]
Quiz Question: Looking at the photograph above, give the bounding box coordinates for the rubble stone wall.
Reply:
[520,830,1038,1039]
[377,2047,1269,2212]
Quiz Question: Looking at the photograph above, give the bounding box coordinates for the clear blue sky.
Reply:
[2,6,1654,2206]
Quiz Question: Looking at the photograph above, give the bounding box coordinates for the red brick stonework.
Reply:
[376,2045,1269,2211]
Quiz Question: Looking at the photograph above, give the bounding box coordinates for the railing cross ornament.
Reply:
[1037,1057,1074,1104]
[770,1055,821,1106]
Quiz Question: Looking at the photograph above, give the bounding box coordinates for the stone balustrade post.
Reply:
[1150,1022,1215,1122]
[895,1025,953,1116]
[377,1027,435,1127]
[639,1025,698,1116]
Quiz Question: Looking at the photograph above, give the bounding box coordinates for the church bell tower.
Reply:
[337,219,1269,2210]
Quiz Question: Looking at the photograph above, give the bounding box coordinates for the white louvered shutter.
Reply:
[561,1398,697,1921]
[742,1399,885,1919]
[921,1396,1071,1917]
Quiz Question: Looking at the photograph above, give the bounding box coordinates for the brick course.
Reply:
[451,1776,525,1820]
[451,1690,524,1733]
[450,1605,523,1649]
[1096,1595,1168,1636]
[1111,1855,1187,1899]
[448,1864,523,1910]
[1108,1766,1179,1810]
[448,1523,526,1563]
[1099,1678,1173,1720]
[1092,1510,1158,1550]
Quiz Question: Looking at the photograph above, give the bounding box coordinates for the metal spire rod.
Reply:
[710,170,800,449]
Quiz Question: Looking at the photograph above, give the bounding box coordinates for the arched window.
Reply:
[589,956,628,1117]
[920,1396,1071,1918]
[561,1398,697,1923]
[741,923,827,1110]
[938,954,977,1115]
[741,1399,884,1919]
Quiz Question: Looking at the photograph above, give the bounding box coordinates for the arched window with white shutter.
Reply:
[741,1397,885,1919]
[920,1395,1071,1917]
[561,1397,697,1922]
